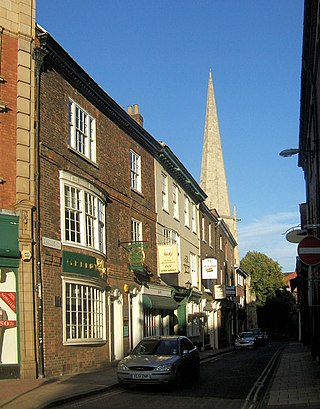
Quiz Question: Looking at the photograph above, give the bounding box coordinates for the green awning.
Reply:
[0,214,20,258]
[143,294,178,310]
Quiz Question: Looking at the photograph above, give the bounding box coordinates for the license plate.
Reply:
[132,373,151,379]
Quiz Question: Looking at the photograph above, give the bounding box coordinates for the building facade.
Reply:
[0,0,37,379]
[155,144,207,348]
[296,0,320,363]
[0,1,252,379]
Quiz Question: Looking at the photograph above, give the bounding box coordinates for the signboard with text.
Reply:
[202,258,218,279]
[158,244,178,274]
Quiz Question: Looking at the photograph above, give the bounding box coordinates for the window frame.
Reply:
[161,172,169,212]
[190,252,198,287]
[172,183,179,220]
[62,276,106,345]
[60,171,106,254]
[131,218,143,242]
[208,223,212,247]
[192,203,197,233]
[201,216,206,242]
[68,98,96,162]
[184,195,190,228]
[130,149,142,192]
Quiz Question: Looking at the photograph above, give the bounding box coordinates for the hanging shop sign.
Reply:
[127,243,145,272]
[214,284,226,300]
[202,258,218,279]
[158,244,178,274]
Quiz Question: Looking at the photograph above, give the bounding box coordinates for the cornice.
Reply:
[37,30,162,157]
[157,145,207,204]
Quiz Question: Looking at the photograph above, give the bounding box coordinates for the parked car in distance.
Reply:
[234,331,256,350]
[117,335,200,388]
[252,328,268,345]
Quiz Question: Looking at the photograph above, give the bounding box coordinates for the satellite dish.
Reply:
[286,229,307,243]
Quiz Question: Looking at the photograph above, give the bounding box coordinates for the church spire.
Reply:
[200,69,231,217]
[200,70,240,265]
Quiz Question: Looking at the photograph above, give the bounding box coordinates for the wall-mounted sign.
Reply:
[158,244,178,274]
[214,284,226,300]
[62,251,107,279]
[226,285,236,297]
[202,258,218,279]
[42,237,62,250]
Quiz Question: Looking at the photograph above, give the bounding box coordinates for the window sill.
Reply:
[63,339,106,346]
[62,242,106,257]
[68,146,99,168]
[131,188,144,198]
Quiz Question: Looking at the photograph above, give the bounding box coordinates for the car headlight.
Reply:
[154,364,172,372]
[118,362,129,371]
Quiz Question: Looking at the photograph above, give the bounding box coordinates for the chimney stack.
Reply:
[127,104,144,127]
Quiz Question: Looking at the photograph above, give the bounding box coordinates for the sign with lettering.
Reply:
[202,258,218,279]
[158,244,178,274]
[62,251,107,279]
[214,284,226,300]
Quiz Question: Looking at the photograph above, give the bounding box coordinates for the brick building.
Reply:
[34,27,172,376]
[0,1,37,379]
[1,1,251,380]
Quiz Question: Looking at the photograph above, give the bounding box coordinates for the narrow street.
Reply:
[49,342,284,409]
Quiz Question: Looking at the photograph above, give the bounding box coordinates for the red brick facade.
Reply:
[0,34,17,210]
[37,40,159,375]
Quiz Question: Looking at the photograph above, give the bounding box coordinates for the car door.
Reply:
[179,337,198,377]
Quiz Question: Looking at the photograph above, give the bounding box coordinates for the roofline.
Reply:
[37,28,162,157]
[157,144,207,204]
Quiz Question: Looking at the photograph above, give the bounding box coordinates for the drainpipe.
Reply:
[32,46,47,378]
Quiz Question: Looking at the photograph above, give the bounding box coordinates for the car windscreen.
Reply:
[133,339,178,355]
[239,332,254,338]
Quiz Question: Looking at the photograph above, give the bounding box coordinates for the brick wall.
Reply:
[0,34,17,210]
[38,66,157,375]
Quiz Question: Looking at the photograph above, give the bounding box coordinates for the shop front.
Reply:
[0,214,20,378]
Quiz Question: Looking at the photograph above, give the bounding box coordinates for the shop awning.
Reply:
[143,294,178,310]
[0,215,20,258]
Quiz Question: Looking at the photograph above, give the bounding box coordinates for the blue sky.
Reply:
[37,0,305,272]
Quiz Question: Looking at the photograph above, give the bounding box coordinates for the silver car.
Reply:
[117,335,200,387]
[234,331,256,350]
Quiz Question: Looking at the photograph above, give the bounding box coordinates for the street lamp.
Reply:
[279,148,312,158]
[279,148,300,157]
[185,281,192,290]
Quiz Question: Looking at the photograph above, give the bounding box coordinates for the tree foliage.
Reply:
[258,288,297,338]
[240,251,285,306]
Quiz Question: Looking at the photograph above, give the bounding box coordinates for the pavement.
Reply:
[0,341,319,409]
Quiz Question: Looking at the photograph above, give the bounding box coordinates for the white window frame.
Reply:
[172,183,179,220]
[131,218,143,242]
[161,172,168,211]
[202,216,206,242]
[184,195,190,228]
[208,223,212,247]
[130,150,141,192]
[68,98,96,162]
[190,252,198,288]
[62,276,106,345]
[192,203,197,233]
[60,171,106,253]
